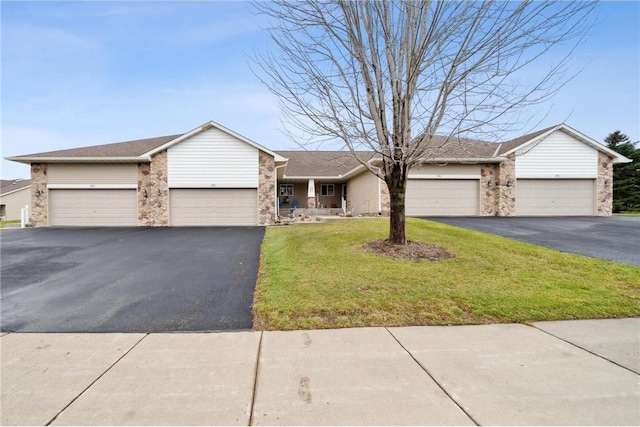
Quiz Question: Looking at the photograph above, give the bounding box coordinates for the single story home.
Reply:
[6,121,631,227]
[0,179,31,221]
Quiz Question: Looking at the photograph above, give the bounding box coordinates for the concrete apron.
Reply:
[2,319,639,426]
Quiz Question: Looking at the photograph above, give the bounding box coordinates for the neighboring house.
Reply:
[5,121,631,227]
[0,179,31,221]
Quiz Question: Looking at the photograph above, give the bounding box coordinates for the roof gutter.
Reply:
[5,156,151,164]
[420,157,507,164]
[0,186,31,197]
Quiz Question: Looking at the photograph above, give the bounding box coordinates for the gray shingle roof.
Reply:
[496,125,559,156]
[1,179,31,195]
[10,134,183,159]
[413,135,499,159]
[275,151,376,177]
[7,124,575,177]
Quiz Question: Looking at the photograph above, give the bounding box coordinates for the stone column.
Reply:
[30,163,48,226]
[137,151,169,226]
[258,150,276,225]
[596,152,613,216]
[497,155,516,216]
[480,164,498,216]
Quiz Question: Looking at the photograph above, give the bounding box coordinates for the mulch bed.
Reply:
[362,239,455,262]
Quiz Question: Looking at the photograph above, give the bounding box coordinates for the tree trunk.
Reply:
[387,164,407,245]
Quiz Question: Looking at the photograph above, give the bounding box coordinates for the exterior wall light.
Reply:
[506,179,513,187]
[143,189,148,198]
[34,189,42,197]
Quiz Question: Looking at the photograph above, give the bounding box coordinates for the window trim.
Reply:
[279,184,294,196]
[320,184,335,196]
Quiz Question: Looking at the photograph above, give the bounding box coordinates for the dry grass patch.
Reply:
[363,239,454,261]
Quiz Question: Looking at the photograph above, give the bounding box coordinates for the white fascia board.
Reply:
[419,157,507,164]
[282,175,345,180]
[5,156,150,164]
[0,186,31,197]
[143,120,287,162]
[408,174,482,179]
[516,174,598,179]
[167,184,258,189]
[47,184,138,189]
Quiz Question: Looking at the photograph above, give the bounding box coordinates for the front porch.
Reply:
[278,179,347,215]
[279,207,345,217]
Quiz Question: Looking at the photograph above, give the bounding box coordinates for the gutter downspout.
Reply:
[275,164,286,220]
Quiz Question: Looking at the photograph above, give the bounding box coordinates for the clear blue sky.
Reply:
[2,1,639,179]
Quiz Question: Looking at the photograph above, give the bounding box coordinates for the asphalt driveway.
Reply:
[424,216,640,266]
[0,227,265,332]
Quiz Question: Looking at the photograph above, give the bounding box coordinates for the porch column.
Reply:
[307,179,316,208]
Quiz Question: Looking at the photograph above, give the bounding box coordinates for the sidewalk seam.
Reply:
[528,324,640,376]
[44,333,150,426]
[248,331,264,426]
[385,328,480,426]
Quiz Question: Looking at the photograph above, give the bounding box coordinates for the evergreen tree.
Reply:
[605,131,640,212]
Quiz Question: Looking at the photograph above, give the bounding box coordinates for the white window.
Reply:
[279,184,294,196]
[321,184,334,196]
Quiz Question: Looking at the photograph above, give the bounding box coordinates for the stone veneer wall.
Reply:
[497,155,516,216]
[137,151,169,226]
[30,163,48,226]
[306,196,316,209]
[596,151,613,216]
[479,164,498,216]
[258,150,276,225]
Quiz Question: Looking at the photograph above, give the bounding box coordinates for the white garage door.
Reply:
[49,189,137,226]
[406,179,479,216]
[517,179,595,216]
[170,189,258,226]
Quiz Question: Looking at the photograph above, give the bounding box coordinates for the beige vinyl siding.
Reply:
[170,189,258,226]
[516,179,595,216]
[316,183,341,208]
[515,130,598,178]
[47,164,137,185]
[347,171,381,215]
[168,128,259,188]
[0,187,30,220]
[408,164,481,177]
[406,179,479,216]
[278,182,307,207]
[49,189,137,226]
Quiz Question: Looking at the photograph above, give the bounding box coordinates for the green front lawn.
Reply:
[253,218,640,330]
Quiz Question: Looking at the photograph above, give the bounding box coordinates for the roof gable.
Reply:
[145,121,287,162]
[499,124,632,164]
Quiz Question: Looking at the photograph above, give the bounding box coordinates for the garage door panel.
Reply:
[406,180,479,216]
[517,179,594,216]
[49,190,137,226]
[170,189,257,226]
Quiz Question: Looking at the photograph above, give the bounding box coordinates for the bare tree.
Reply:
[254,1,595,244]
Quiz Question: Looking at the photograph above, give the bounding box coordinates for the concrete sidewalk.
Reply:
[1,318,638,426]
